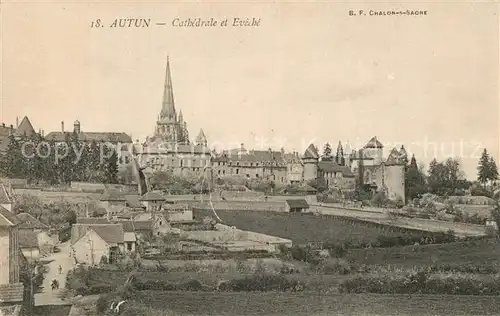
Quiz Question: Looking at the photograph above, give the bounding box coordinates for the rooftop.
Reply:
[286,199,310,209]
[16,212,48,229]
[0,206,20,227]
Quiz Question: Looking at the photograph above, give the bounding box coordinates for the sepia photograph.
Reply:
[0,0,499,315]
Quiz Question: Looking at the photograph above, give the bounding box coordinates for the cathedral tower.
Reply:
[155,56,182,143]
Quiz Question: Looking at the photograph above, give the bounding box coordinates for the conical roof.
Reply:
[15,116,36,137]
[364,136,383,149]
[160,57,176,120]
[303,143,319,159]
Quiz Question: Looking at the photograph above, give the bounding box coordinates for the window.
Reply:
[157,232,160,236]
[223,170,226,175]
[256,174,259,178]
[218,162,221,166]
[180,160,183,167]
[125,156,130,164]
[236,169,239,174]
[250,163,253,166]
[159,221,162,225]
[218,170,221,175]
[127,243,132,251]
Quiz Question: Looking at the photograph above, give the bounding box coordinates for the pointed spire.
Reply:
[178,109,183,123]
[195,128,207,146]
[160,56,176,120]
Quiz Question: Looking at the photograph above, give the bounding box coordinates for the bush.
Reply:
[224,274,301,292]
[321,259,352,275]
[339,271,500,295]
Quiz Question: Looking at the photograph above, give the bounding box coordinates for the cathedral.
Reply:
[135,58,211,177]
[148,57,191,145]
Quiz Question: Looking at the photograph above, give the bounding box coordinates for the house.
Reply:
[0,206,23,305]
[18,230,39,261]
[139,191,168,212]
[124,194,145,211]
[76,217,110,225]
[105,205,126,220]
[151,214,180,237]
[120,221,137,253]
[16,213,56,255]
[486,218,498,230]
[0,184,13,212]
[70,224,125,265]
[15,213,48,232]
[132,220,153,240]
[100,191,127,208]
[285,199,310,213]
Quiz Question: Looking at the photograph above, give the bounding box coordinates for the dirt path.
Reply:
[34,241,73,306]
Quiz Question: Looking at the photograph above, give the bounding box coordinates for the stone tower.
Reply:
[302,143,319,182]
[155,57,181,144]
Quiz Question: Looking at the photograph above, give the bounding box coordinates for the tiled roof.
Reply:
[303,144,319,159]
[0,206,20,226]
[76,217,110,224]
[45,131,132,143]
[124,194,144,208]
[133,220,152,231]
[317,161,355,177]
[100,191,126,201]
[364,136,384,149]
[138,140,211,155]
[218,149,287,165]
[19,229,39,248]
[286,199,310,209]
[140,191,166,201]
[14,116,36,137]
[71,223,124,245]
[0,283,24,303]
[91,225,124,244]
[0,183,12,204]
[120,220,135,232]
[16,213,48,229]
[284,153,302,164]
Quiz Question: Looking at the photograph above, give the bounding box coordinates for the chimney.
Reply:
[61,121,64,132]
[16,117,19,128]
[281,147,285,154]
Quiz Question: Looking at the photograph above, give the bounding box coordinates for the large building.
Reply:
[212,144,288,184]
[135,58,212,179]
[45,120,134,169]
[349,136,406,201]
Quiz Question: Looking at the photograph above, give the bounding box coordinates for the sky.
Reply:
[1,0,498,180]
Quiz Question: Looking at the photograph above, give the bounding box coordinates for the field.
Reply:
[345,238,500,267]
[193,209,420,245]
[131,291,500,315]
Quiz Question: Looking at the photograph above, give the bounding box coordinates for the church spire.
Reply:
[160,56,176,120]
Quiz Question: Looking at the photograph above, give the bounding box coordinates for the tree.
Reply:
[428,158,466,196]
[405,155,426,201]
[335,141,345,166]
[322,143,332,160]
[489,156,499,184]
[478,149,492,187]
[104,150,119,184]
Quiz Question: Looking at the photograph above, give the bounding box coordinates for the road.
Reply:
[34,241,73,306]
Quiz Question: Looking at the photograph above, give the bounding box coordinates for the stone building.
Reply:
[212,144,288,184]
[45,120,133,170]
[302,143,356,192]
[349,136,406,202]
[135,57,212,179]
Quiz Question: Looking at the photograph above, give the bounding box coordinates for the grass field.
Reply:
[193,209,420,245]
[345,238,500,267]
[131,291,500,315]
